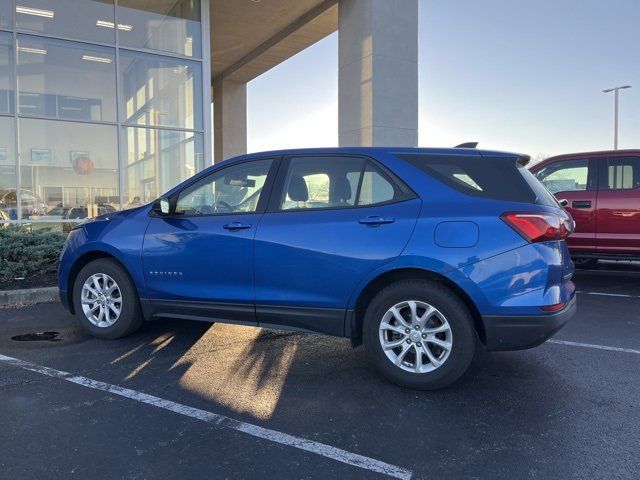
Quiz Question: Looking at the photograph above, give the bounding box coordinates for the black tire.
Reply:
[363,279,476,390]
[573,257,598,269]
[72,258,144,339]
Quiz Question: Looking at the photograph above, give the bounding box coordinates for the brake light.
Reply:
[501,212,572,243]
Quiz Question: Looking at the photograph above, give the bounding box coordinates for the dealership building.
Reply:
[0,0,418,226]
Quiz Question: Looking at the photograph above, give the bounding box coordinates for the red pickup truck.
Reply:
[530,150,640,267]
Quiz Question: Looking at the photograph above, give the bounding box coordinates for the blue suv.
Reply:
[58,148,577,389]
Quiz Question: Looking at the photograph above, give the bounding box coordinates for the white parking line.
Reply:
[576,291,640,299]
[548,340,640,356]
[0,353,412,480]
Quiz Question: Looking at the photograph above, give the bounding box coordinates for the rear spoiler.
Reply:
[454,142,478,148]
[453,142,531,167]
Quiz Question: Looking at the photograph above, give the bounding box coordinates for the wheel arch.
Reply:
[349,267,485,347]
[64,251,132,315]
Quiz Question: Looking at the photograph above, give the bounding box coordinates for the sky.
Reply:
[246,0,640,159]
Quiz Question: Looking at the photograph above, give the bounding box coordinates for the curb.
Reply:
[0,287,58,307]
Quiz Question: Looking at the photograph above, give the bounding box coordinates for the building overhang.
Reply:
[211,0,338,84]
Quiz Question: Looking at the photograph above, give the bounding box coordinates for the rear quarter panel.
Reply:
[349,151,574,315]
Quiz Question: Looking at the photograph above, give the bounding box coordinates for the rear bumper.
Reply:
[482,295,577,351]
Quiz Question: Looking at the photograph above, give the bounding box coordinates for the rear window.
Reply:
[397,153,557,206]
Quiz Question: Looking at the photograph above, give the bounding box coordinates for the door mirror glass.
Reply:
[160,198,170,214]
[153,197,171,215]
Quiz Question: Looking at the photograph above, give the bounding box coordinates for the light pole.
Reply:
[602,85,632,150]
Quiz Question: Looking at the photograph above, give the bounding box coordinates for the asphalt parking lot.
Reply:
[1,262,639,479]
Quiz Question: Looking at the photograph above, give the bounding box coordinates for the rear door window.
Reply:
[279,156,364,210]
[278,156,413,211]
[358,162,409,206]
[602,157,640,190]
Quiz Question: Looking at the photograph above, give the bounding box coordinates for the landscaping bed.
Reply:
[0,273,58,291]
[0,226,65,292]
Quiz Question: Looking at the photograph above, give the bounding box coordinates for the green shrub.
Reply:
[0,226,66,280]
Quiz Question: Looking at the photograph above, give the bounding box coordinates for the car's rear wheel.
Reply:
[73,258,143,339]
[363,279,476,390]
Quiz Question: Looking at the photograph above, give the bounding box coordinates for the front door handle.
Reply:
[572,200,592,209]
[358,216,396,226]
[223,222,252,231]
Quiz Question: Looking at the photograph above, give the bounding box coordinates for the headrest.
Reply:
[288,175,308,202]
[331,176,352,203]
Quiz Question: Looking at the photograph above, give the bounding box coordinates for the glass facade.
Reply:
[15,0,116,44]
[19,118,119,220]
[118,0,201,58]
[0,116,16,222]
[122,127,203,205]
[0,31,13,113]
[0,0,12,29]
[0,0,209,228]
[119,50,202,129]
[17,35,117,121]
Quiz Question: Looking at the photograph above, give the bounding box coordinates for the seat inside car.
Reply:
[330,176,352,206]
[288,174,309,208]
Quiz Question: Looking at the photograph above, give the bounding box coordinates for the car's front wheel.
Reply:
[73,258,143,339]
[363,280,476,390]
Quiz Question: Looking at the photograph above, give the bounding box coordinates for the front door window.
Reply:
[176,159,272,215]
[535,159,590,194]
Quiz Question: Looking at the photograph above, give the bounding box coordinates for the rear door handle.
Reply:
[613,211,635,217]
[571,200,591,209]
[223,222,252,231]
[358,216,395,226]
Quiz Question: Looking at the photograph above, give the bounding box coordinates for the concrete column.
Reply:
[213,78,247,162]
[338,0,418,147]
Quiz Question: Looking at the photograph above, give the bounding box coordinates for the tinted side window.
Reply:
[176,159,272,215]
[398,153,537,203]
[280,156,364,210]
[535,159,589,194]
[604,157,640,190]
[358,163,406,206]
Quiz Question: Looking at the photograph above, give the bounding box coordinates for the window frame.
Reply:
[535,157,599,194]
[155,156,281,218]
[598,156,640,191]
[267,154,416,213]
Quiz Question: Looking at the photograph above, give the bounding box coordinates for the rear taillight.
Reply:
[500,212,573,243]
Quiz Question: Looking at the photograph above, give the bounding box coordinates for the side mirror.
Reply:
[558,199,569,207]
[152,197,171,216]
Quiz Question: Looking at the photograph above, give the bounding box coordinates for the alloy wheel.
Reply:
[378,300,453,373]
[81,273,123,328]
